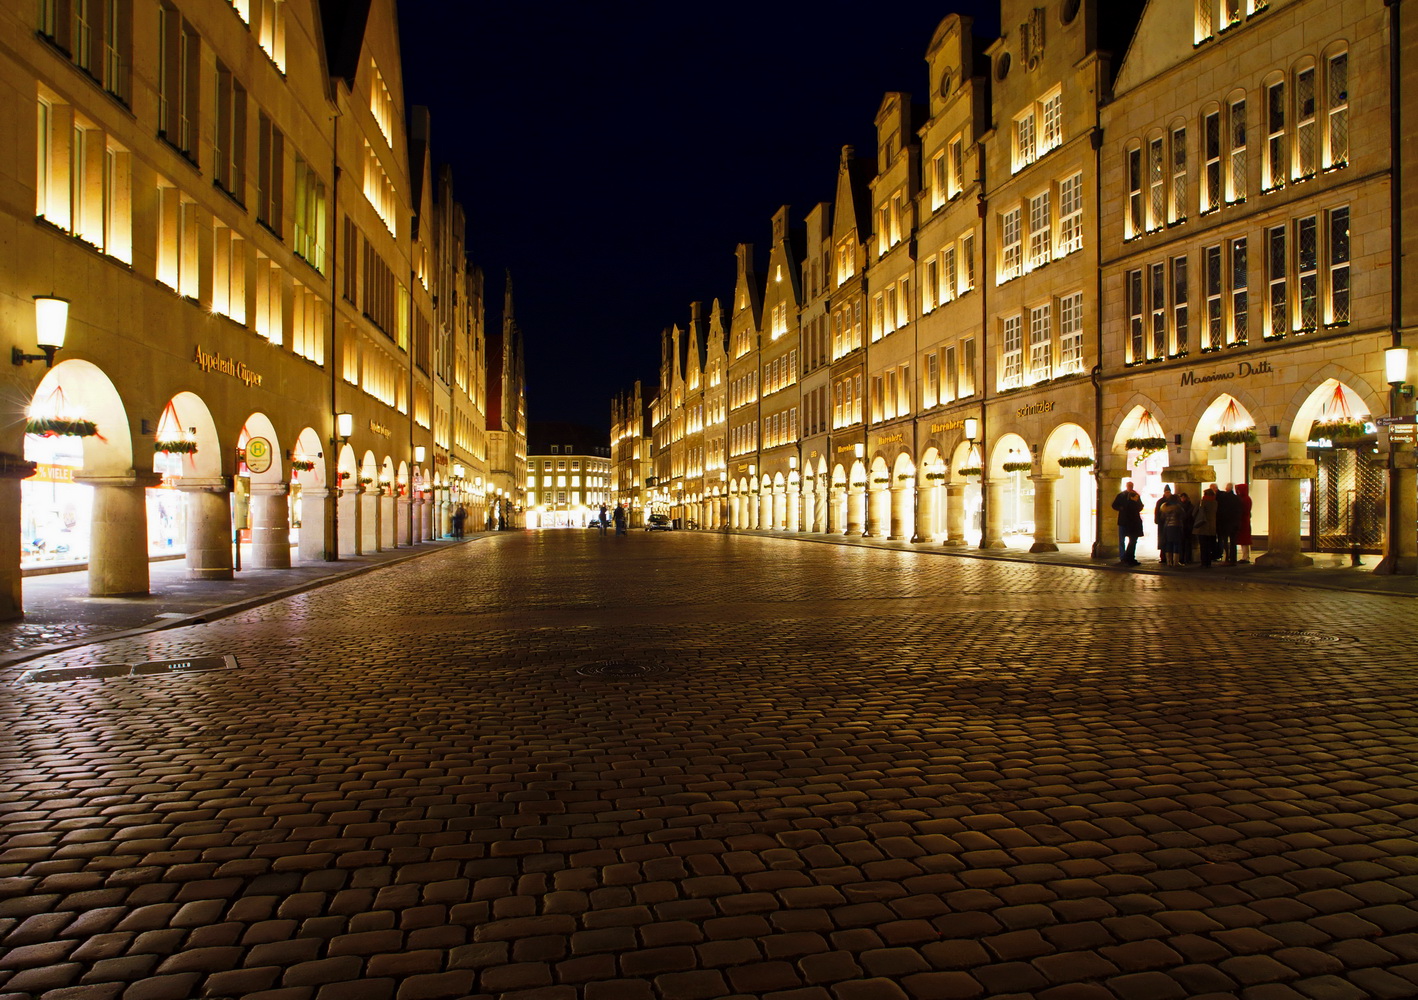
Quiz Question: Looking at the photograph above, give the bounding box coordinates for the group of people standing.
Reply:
[596,503,628,535]
[1112,481,1253,568]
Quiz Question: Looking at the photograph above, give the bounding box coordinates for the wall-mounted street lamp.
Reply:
[1387,347,1412,398]
[14,295,69,367]
[964,417,979,443]
[334,412,354,445]
[453,463,464,480]
[414,445,426,464]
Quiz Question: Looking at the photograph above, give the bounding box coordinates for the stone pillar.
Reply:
[1029,475,1060,553]
[299,487,330,562]
[440,500,452,538]
[826,486,839,534]
[338,484,361,555]
[788,487,801,532]
[888,484,911,541]
[773,488,785,530]
[913,480,938,543]
[411,497,424,543]
[980,478,1006,549]
[1378,453,1417,575]
[79,472,161,595]
[397,496,412,545]
[176,477,234,581]
[846,483,865,535]
[1254,459,1316,569]
[1093,470,1123,561]
[249,482,292,569]
[0,453,35,619]
[1167,463,1219,510]
[943,483,966,546]
[380,490,396,548]
[360,487,379,552]
[864,484,883,537]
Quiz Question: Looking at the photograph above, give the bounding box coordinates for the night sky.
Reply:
[396,3,1000,433]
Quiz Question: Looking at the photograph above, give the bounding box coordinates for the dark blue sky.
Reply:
[397,3,999,432]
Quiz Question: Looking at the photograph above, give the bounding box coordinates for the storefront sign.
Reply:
[194,346,264,387]
[1179,359,1274,387]
[930,419,964,433]
[368,421,391,437]
[874,433,903,445]
[32,463,76,483]
[1016,400,1055,418]
[244,437,273,474]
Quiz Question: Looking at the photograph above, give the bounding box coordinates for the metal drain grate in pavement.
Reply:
[1239,629,1356,645]
[575,659,665,678]
[18,655,238,684]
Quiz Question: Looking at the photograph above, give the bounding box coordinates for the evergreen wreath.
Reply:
[291,459,316,472]
[1209,428,1257,447]
[1310,418,1367,440]
[957,465,982,477]
[1125,435,1168,454]
[26,416,99,438]
[1002,461,1032,473]
[153,439,197,454]
[1057,455,1095,469]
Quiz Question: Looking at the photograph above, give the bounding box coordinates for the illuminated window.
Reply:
[1126,147,1143,238]
[254,252,282,345]
[1148,138,1165,231]
[1058,173,1083,255]
[1266,224,1287,338]
[256,0,284,71]
[1228,98,1247,203]
[293,155,327,273]
[1029,304,1051,382]
[1230,237,1248,345]
[1059,293,1084,373]
[370,59,395,145]
[363,140,397,236]
[212,224,246,323]
[1127,269,1144,363]
[292,279,324,364]
[1264,81,1286,191]
[1000,208,1022,282]
[1001,315,1023,388]
[1295,66,1316,179]
[1202,111,1221,214]
[1172,257,1189,356]
[1328,206,1349,325]
[1170,127,1187,224]
[1028,191,1050,270]
[156,180,198,298]
[1325,52,1348,169]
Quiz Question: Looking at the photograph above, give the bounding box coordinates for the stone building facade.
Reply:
[619,0,1415,573]
[0,0,496,619]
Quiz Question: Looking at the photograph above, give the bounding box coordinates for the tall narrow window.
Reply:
[1265,81,1286,190]
[1266,224,1287,338]
[1228,99,1246,203]
[293,156,326,273]
[1028,191,1051,270]
[1205,245,1223,351]
[924,352,939,408]
[1230,237,1248,345]
[1127,147,1143,238]
[1059,292,1083,374]
[1150,263,1167,359]
[961,234,976,293]
[961,338,976,397]
[1059,172,1083,255]
[930,151,946,211]
[940,246,956,304]
[1015,111,1037,172]
[1196,0,1214,42]
[1172,256,1189,356]
[157,5,198,158]
[1170,127,1187,223]
[1325,52,1348,168]
[256,112,284,234]
[944,345,958,401]
[1295,67,1316,179]
[212,224,246,323]
[1225,0,1242,27]
[1041,90,1062,153]
[76,0,93,74]
[1002,315,1023,388]
[1203,111,1221,213]
[1001,208,1022,281]
[1296,215,1318,332]
[1328,206,1350,325]
[1029,304,1051,382]
[1148,138,1165,231]
[948,136,963,197]
[1128,270,1145,363]
[214,63,247,199]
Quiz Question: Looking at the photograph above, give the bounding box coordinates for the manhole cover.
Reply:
[1240,629,1355,645]
[575,659,664,678]
[19,655,237,683]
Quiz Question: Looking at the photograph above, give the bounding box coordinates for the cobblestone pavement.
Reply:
[2,530,1417,1000]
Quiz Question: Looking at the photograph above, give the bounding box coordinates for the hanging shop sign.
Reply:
[1179,359,1274,387]
[193,346,264,387]
[244,437,273,474]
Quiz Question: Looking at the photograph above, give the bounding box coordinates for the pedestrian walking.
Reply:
[612,503,627,535]
[1215,483,1241,564]
[1159,492,1186,567]
[452,504,467,539]
[1111,481,1144,566]
[1193,486,1219,568]
[1178,491,1196,564]
[597,504,608,535]
[1235,483,1253,563]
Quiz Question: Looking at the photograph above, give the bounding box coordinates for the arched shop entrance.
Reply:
[1296,379,1382,555]
[21,360,149,595]
[238,412,288,570]
[1040,424,1097,549]
[291,426,327,561]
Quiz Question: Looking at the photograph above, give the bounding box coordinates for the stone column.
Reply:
[298,487,330,562]
[863,484,883,537]
[980,478,1006,549]
[788,487,801,532]
[943,482,966,547]
[421,493,435,540]
[0,453,35,619]
[846,483,865,535]
[381,490,396,548]
[1254,459,1316,569]
[888,484,911,541]
[773,488,785,530]
[411,497,424,543]
[78,472,161,595]
[913,480,938,543]
[338,484,361,555]
[1029,475,1060,553]
[1378,452,1417,575]
[175,477,234,581]
[397,496,412,545]
[1093,470,1123,561]
[1167,463,1218,510]
[440,500,452,538]
[360,487,380,552]
[249,482,292,569]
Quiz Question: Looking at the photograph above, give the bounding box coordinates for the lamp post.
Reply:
[1383,347,1414,574]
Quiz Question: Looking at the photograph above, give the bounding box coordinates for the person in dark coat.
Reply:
[1178,491,1196,564]
[1235,483,1253,562]
[612,503,627,535]
[1193,486,1219,567]
[1215,483,1241,564]
[1159,492,1187,567]
[1153,485,1173,564]
[452,504,467,539]
[1111,480,1145,566]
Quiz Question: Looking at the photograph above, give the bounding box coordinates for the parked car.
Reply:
[646,512,673,531]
